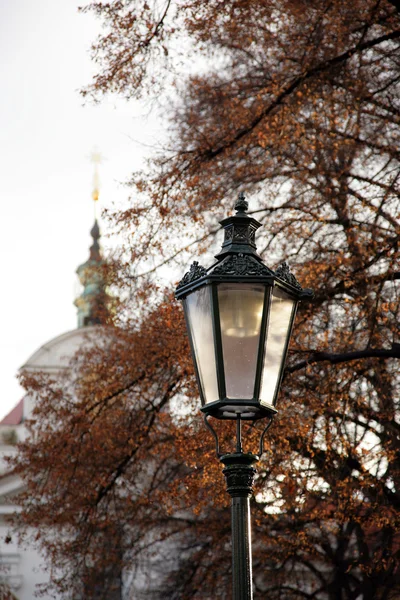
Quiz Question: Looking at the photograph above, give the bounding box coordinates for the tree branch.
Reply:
[201,29,400,160]
[287,344,400,374]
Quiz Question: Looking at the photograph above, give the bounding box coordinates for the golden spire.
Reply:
[90,150,102,215]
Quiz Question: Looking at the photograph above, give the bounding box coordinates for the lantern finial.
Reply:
[235,192,248,214]
[215,192,261,260]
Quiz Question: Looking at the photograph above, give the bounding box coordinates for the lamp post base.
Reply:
[220,453,258,600]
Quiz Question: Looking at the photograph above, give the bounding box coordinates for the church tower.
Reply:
[74,219,109,327]
[74,152,110,328]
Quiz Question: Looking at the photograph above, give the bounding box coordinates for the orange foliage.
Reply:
[10,0,400,597]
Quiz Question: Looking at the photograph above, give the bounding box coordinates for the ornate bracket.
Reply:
[204,415,222,458]
[211,253,274,278]
[176,261,207,290]
[275,261,303,291]
[258,417,275,456]
[203,414,275,462]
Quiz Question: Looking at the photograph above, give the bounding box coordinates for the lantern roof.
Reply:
[176,194,313,300]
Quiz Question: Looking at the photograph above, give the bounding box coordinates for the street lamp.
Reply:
[175,193,312,600]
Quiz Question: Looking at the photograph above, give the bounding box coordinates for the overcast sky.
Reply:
[0,0,161,419]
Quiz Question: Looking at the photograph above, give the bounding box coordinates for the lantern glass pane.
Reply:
[185,286,219,404]
[260,287,295,407]
[218,283,265,399]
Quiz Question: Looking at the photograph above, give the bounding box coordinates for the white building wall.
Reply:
[0,527,52,600]
[0,327,100,599]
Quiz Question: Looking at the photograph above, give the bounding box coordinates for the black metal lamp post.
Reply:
[175,194,312,599]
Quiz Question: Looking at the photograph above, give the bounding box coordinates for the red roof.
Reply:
[0,399,24,425]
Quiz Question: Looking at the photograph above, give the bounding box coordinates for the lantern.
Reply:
[175,194,312,420]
